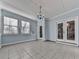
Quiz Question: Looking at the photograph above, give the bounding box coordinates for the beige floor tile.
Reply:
[0,41,79,59]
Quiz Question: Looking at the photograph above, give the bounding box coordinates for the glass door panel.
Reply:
[67,21,75,40]
[58,23,63,39]
[40,26,43,38]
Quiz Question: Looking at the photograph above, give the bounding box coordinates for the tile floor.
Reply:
[0,40,79,59]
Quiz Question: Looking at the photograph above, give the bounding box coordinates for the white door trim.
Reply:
[64,16,78,44]
[37,19,45,40]
[56,20,64,41]
[0,34,1,48]
[0,8,1,48]
[56,16,78,44]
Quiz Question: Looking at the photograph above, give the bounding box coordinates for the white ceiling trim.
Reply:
[1,1,37,20]
[1,0,79,20]
[50,8,79,20]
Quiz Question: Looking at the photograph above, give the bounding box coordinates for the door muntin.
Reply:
[67,21,75,41]
[58,23,63,39]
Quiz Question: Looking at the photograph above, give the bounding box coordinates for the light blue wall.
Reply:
[49,9,79,44]
[49,20,57,41]
[1,9,37,44]
[0,9,1,45]
[45,19,50,40]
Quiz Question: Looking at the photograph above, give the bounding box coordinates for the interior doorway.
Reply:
[37,20,45,40]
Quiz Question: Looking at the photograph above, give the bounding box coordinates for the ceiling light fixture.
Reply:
[37,5,44,20]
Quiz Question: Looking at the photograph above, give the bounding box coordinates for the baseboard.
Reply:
[46,40,78,47]
[0,44,1,48]
[56,41,78,47]
[49,40,56,42]
[2,39,36,46]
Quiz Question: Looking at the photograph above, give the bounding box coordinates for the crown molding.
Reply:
[0,1,37,20]
[50,8,79,20]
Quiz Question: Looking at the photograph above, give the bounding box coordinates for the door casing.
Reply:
[56,16,78,44]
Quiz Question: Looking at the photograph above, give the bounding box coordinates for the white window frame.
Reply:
[3,16,18,34]
[21,21,30,34]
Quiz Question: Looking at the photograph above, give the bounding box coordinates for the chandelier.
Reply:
[37,5,44,20]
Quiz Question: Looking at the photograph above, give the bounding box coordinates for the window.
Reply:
[4,16,18,34]
[21,21,30,34]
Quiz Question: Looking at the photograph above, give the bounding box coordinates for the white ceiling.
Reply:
[2,0,79,19]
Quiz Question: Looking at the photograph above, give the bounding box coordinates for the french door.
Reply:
[57,21,64,40]
[57,17,78,44]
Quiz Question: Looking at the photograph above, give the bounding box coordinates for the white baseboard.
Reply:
[47,40,78,47]
[56,41,78,47]
[2,39,36,46]
[49,39,56,42]
[0,44,1,48]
